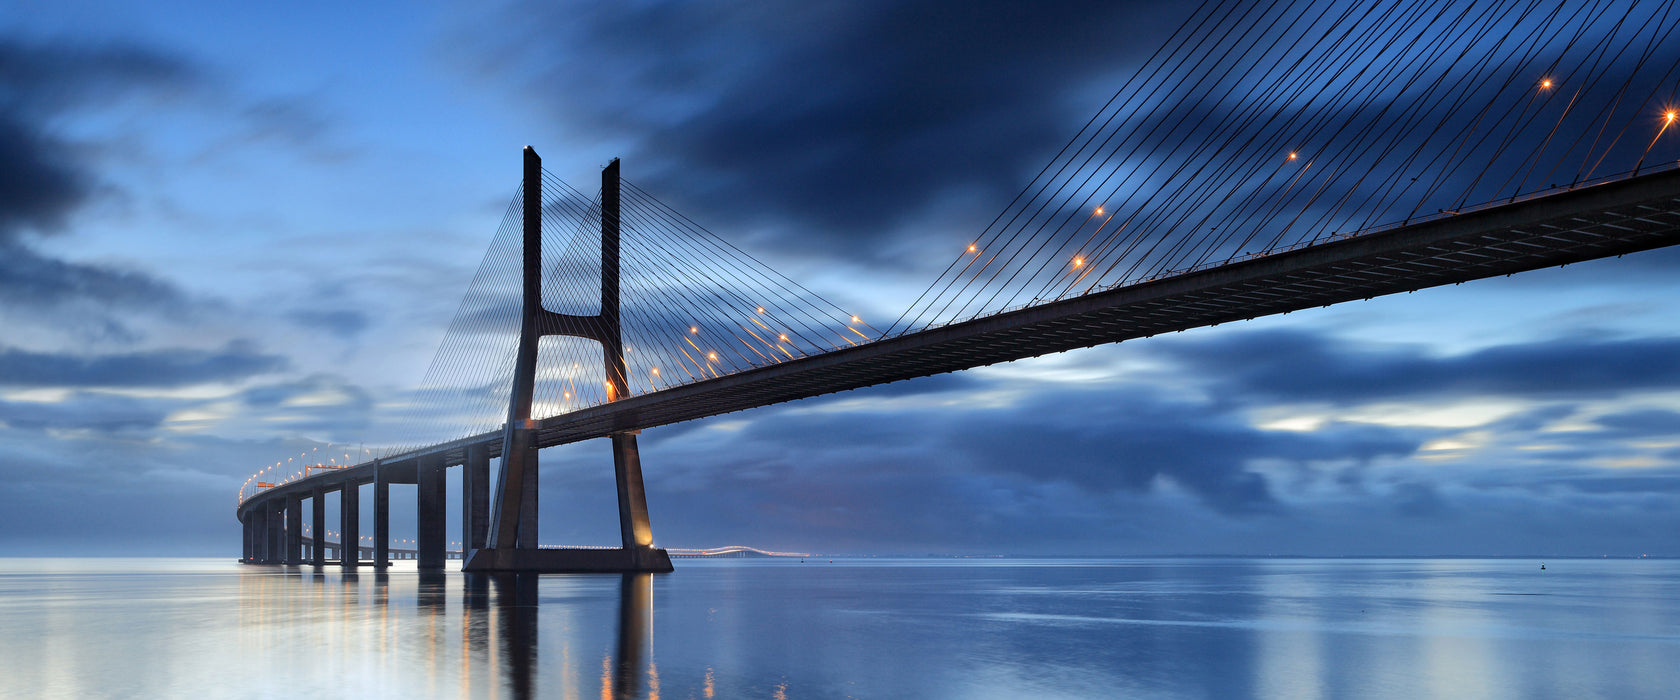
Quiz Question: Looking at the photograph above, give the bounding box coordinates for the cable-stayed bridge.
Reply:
[236,0,1680,571]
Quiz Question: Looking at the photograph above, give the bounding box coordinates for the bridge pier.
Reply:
[374,459,390,568]
[340,482,359,567]
[464,443,489,550]
[265,500,284,564]
[418,458,446,569]
[462,149,670,574]
[241,512,253,563]
[311,488,325,566]
[284,495,303,564]
[612,432,656,552]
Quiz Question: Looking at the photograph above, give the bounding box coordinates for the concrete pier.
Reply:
[340,482,359,567]
[284,496,303,564]
[265,501,283,564]
[418,459,446,569]
[464,443,489,550]
[311,488,325,566]
[374,459,389,568]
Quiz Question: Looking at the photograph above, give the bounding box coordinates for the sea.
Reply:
[0,557,1675,699]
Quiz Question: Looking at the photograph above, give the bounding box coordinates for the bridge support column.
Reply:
[340,483,359,567]
[464,443,489,551]
[460,149,670,574]
[418,459,446,569]
[612,432,657,554]
[266,501,284,564]
[311,488,325,566]
[253,510,266,563]
[241,513,253,563]
[517,443,539,549]
[374,460,390,568]
[285,495,303,564]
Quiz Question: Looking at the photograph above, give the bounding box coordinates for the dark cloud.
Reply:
[1592,409,1680,438]
[474,0,1170,262]
[0,239,189,313]
[0,342,285,388]
[0,39,201,320]
[0,39,197,239]
[1159,329,1680,405]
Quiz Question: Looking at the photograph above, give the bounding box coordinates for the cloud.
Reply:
[0,392,169,432]
[464,0,1174,263]
[0,240,189,314]
[1157,329,1680,405]
[0,342,285,388]
[0,39,198,239]
[287,309,370,337]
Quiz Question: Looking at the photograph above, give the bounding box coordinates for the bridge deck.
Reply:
[239,168,1680,519]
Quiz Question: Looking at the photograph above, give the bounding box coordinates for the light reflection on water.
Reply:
[0,558,1677,698]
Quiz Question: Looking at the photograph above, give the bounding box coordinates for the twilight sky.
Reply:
[3,0,1680,557]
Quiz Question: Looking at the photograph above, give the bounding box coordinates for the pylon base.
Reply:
[461,546,673,573]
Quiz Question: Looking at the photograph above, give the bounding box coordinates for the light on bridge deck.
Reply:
[1540,78,1552,89]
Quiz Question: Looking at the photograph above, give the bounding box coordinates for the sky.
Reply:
[3,0,1680,557]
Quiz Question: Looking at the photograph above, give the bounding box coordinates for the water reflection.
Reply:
[469,573,654,700]
[5,558,1680,699]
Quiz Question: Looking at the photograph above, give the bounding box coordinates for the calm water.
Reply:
[0,558,1675,699]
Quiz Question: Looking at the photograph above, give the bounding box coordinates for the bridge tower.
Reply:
[463,147,673,572]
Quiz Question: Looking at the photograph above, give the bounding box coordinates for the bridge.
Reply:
[235,0,1680,572]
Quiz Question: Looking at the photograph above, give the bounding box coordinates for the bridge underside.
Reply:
[527,167,1680,446]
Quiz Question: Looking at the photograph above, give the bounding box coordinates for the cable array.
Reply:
[526,171,873,419]
[244,0,1680,500]
[886,0,1680,336]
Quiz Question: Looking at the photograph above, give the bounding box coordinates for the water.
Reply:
[0,558,1675,699]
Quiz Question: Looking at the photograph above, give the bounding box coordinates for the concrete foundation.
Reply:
[462,546,671,573]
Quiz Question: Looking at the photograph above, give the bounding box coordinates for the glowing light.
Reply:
[1073,257,1084,268]
[1288,152,1298,160]
[1094,207,1104,216]
[707,352,718,361]
[968,244,977,252]
[651,368,660,376]
[564,392,571,399]
[851,315,860,323]
[779,334,788,341]
[1540,78,1552,89]
[690,326,699,334]
[1668,111,1677,123]
[756,306,765,314]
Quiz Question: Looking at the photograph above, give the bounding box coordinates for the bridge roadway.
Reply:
[237,167,1680,528]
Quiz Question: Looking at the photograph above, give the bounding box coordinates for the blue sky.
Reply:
[3,0,1680,556]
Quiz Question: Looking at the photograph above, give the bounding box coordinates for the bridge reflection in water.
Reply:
[241,569,659,700]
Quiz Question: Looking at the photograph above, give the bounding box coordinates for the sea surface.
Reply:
[0,557,1675,699]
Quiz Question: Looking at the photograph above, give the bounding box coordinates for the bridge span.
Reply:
[237,161,1680,571]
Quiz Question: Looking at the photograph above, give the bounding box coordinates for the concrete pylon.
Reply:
[464,148,671,573]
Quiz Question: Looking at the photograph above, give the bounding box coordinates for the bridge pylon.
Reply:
[463,147,673,573]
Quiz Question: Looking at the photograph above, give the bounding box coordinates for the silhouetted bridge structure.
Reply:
[235,1,1680,572]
